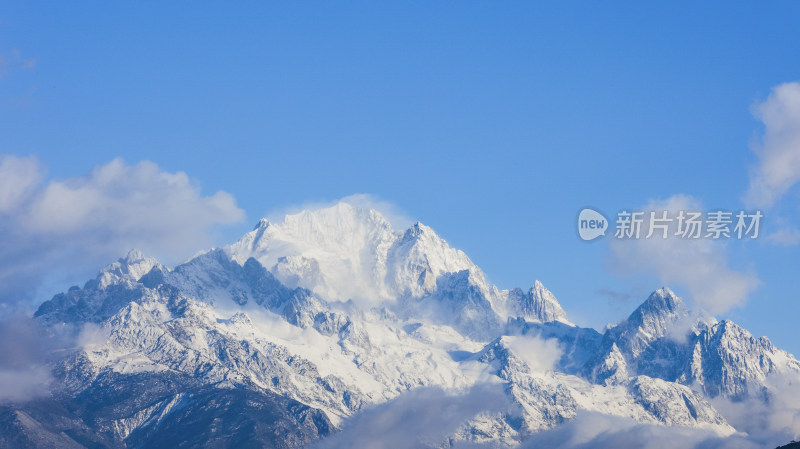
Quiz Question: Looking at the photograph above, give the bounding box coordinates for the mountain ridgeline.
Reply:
[4,203,798,448]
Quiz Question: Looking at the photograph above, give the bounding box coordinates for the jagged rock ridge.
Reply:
[9,202,800,447]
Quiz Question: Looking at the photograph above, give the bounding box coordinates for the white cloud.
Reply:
[0,154,41,212]
[0,155,245,307]
[744,82,800,209]
[265,193,414,230]
[0,316,57,403]
[312,383,510,449]
[339,193,415,230]
[519,412,761,449]
[0,315,106,404]
[609,195,759,316]
[0,366,53,403]
[23,158,243,249]
[710,371,800,446]
[767,227,800,246]
[505,335,562,373]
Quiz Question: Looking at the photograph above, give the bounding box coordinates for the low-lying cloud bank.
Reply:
[0,315,102,404]
[311,374,800,449]
[709,372,800,448]
[313,383,510,449]
[518,412,759,449]
[516,397,800,449]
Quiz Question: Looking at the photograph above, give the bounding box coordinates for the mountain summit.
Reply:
[8,202,800,448]
[227,203,480,305]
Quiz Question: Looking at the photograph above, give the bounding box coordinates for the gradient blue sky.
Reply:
[2,2,800,353]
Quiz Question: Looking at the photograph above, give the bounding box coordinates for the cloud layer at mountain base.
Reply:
[518,412,761,449]
[709,371,800,447]
[312,383,510,449]
[0,315,71,403]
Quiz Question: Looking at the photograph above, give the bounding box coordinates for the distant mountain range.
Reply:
[2,202,798,448]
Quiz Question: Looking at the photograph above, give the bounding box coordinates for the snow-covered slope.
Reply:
[21,202,800,447]
[226,203,570,333]
[227,204,482,305]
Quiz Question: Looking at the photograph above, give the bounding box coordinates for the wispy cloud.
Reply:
[0,314,106,404]
[312,383,510,449]
[709,371,800,447]
[0,154,41,211]
[505,335,562,373]
[595,287,634,303]
[0,155,245,308]
[519,411,761,449]
[767,227,800,246]
[609,195,759,316]
[744,82,800,209]
[0,49,37,79]
[0,316,62,403]
[264,193,414,230]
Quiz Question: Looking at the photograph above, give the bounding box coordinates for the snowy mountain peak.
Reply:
[253,217,270,230]
[602,288,689,360]
[501,281,571,325]
[97,249,161,288]
[226,202,491,307]
[24,204,800,448]
[401,221,432,239]
[628,287,687,325]
[226,202,399,303]
[387,220,483,298]
[397,221,449,249]
[123,248,146,262]
[528,280,570,323]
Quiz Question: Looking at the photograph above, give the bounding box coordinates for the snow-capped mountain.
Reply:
[584,287,800,401]
[227,203,568,339]
[5,202,800,448]
[228,204,485,304]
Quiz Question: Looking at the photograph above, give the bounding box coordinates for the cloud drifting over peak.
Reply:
[0,155,245,307]
[265,193,414,231]
[609,195,759,316]
[744,82,800,209]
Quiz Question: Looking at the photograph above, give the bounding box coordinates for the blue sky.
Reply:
[2,2,800,354]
